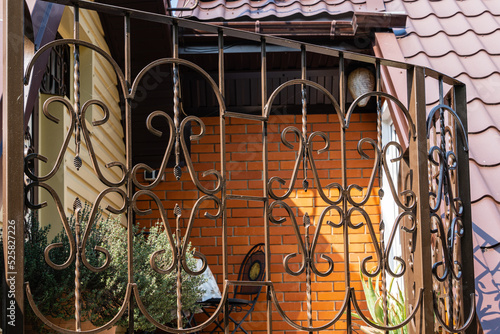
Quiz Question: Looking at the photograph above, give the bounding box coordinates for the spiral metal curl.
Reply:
[180,116,223,195]
[131,111,176,190]
[25,182,76,270]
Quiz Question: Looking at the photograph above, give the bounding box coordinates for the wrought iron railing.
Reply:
[2,0,476,333]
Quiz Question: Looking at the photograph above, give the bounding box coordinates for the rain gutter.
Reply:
[182,11,406,38]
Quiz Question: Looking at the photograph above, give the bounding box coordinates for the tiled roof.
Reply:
[176,0,390,20]
[393,0,500,19]
[387,1,500,331]
[386,0,500,239]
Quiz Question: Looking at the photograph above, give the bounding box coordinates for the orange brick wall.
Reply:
[135,112,381,333]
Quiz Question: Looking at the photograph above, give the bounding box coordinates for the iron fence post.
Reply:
[408,66,434,334]
[454,83,477,334]
[2,0,25,333]
[124,13,134,334]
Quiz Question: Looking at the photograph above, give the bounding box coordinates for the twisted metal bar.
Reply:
[302,85,309,192]
[380,221,388,334]
[433,292,476,333]
[175,205,183,329]
[301,47,309,192]
[304,213,313,332]
[73,6,82,170]
[25,40,128,187]
[73,198,82,332]
[173,64,182,180]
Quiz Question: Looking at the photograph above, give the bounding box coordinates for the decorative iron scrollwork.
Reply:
[265,81,421,332]
[427,83,474,332]
[20,2,474,333]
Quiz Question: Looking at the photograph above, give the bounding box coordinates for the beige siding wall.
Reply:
[39,7,125,238]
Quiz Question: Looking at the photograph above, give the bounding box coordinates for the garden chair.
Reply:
[200,243,266,334]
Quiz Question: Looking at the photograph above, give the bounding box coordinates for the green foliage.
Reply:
[22,208,110,332]
[95,219,205,331]
[1,206,204,332]
[47,205,110,323]
[353,267,407,334]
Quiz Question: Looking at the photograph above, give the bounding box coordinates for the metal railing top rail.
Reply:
[45,0,462,87]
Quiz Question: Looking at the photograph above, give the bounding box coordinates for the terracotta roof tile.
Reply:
[466,11,500,33]
[467,101,500,134]
[398,32,454,57]
[419,73,500,106]
[405,13,444,36]
[405,51,500,80]
[454,0,491,17]
[482,0,500,16]
[456,73,500,105]
[397,0,500,19]
[447,31,494,55]
[469,129,500,166]
[408,12,500,37]
[177,0,391,20]
[393,0,434,19]
[393,4,500,319]
[470,163,500,203]
[472,198,500,244]
[425,0,463,18]
[452,52,496,78]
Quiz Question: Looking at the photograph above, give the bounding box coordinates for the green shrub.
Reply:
[1,206,204,333]
[95,217,205,331]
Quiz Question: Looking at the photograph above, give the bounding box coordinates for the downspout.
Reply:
[181,12,406,38]
[186,19,358,38]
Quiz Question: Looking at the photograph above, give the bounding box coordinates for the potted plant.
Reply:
[352,266,407,334]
